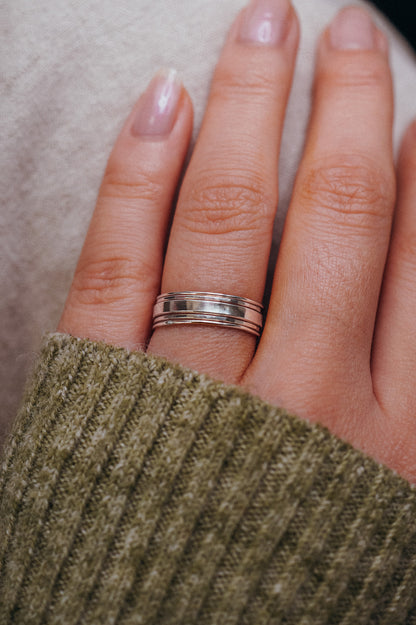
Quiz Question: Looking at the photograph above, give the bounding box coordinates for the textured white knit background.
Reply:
[1,0,415,442]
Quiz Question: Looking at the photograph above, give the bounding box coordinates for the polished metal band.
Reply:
[153,291,264,337]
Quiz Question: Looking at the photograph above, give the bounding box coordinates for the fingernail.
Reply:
[330,7,377,50]
[132,69,182,138]
[238,0,292,47]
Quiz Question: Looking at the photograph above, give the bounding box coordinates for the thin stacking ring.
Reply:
[152,292,264,337]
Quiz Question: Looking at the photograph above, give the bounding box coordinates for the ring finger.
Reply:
[149,0,299,382]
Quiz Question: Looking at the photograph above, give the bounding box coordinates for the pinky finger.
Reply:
[58,70,193,350]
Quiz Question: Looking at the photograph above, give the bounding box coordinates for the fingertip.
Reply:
[319,6,388,56]
[105,72,193,185]
[130,69,187,140]
[230,0,299,52]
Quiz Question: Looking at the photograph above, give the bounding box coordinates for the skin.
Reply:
[58,2,416,484]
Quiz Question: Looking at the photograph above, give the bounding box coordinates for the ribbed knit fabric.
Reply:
[1,334,416,625]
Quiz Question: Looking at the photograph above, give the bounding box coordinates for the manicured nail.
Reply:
[238,0,292,47]
[330,7,377,50]
[132,69,182,138]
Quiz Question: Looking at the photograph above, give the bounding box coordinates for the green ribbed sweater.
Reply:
[1,333,415,624]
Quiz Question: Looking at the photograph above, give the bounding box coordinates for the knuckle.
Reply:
[179,173,276,237]
[319,57,390,91]
[298,156,395,233]
[100,168,164,203]
[71,256,156,308]
[211,63,277,102]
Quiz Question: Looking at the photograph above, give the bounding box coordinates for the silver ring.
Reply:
[152,291,264,337]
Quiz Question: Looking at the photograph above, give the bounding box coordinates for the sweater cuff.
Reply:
[1,332,416,625]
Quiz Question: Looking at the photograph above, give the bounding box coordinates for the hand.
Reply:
[58,1,416,483]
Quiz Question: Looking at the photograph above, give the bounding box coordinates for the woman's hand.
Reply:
[58,0,416,483]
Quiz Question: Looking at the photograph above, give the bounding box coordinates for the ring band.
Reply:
[152,291,264,337]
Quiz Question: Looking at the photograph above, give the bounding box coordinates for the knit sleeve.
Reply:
[0,333,415,625]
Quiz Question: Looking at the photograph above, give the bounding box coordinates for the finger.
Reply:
[58,70,193,350]
[372,121,416,417]
[149,0,299,382]
[247,8,395,421]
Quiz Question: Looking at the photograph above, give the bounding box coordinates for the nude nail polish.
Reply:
[238,0,292,47]
[330,7,376,50]
[132,69,182,138]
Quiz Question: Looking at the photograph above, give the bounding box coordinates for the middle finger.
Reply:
[247,7,395,423]
[149,0,299,382]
